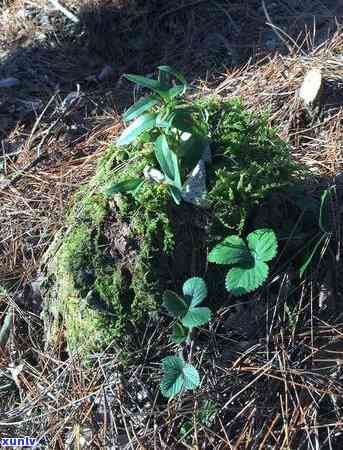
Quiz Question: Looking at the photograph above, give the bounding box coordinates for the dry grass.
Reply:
[1,0,343,448]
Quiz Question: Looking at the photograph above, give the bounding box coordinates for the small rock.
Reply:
[299,68,323,107]
[182,159,208,207]
[137,388,149,402]
[181,142,212,207]
[143,166,165,183]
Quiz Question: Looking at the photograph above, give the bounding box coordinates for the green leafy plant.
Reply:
[163,277,211,343]
[198,399,219,427]
[107,66,209,204]
[208,228,277,296]
[160,355,200,398]
[177,400,218,443]
[299,187,333,277]
[159,277,211,399]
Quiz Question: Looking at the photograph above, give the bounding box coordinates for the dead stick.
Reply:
[48,0,79,23]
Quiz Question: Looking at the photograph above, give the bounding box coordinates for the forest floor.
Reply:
[1,1,343,448]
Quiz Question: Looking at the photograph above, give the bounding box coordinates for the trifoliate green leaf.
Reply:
[208,235,253,266]
[182,277,207,307]
[182,307,211,329]
[163,291,188,318]
[247,229,277,263]
[160,356,200,398]
[160,356,185,398]
[182,364,200,390]
[225,262,269,296]
[171,322,188,344]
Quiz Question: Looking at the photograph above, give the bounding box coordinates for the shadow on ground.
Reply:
[0,0,342,141]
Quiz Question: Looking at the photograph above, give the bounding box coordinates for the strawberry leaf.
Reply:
[182,364,200,390]
[182,307,212,329]
[225,262,269,296]
[208,235,253,266]
[182,277,207,307]
[171,322,188,344]
[160,356,200,398]
[163,290,188,318]
[247,229,277,262]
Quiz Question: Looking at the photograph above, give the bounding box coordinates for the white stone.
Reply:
[299,68,322,106]
[181,159,208,207]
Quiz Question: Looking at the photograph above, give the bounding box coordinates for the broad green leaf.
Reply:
[247,229,277,263]
[105,178,144,196]
[225,262,269,296]
[182,364,200,390]
[154,135,174,180]
[182,277,207,307]
[168,185,182,205]
[156,112,176,130]
[154,135,181,187]
[160,356,200,398]
[124,74,166,96]
[177,135,209,171]
[208,236,253,266]
[172,111,197,133]
[157,66,187,90]
[171,322,188,344]
[182,307,211,329]
[167,84,186,99]
[163,290,188,318]
[117,113,157,146]
[123,95,159,122]
[160,356,185,398]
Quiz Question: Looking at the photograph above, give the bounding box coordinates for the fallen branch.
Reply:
[0,309,13,349]
[48,0,79,24]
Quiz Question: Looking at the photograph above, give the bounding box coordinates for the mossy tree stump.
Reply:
[40,98,301,359]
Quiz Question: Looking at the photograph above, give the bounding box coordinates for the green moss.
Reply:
[63,295,122,356]
[59,224,93,275]
[43,96,302,359]
[205,98,303,234]
[44,139,171,358]
[130,254,159,320]
[103,141,175,253]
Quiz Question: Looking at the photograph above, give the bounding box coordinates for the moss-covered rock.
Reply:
[40,98,303,359]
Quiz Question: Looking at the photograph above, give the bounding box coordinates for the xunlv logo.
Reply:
[0,436,37,446]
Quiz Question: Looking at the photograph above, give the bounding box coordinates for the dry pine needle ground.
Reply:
[0,1,343,448]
